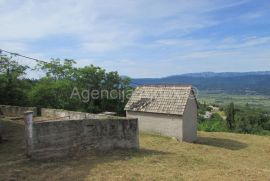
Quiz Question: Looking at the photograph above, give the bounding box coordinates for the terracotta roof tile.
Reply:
[124,85,193,115]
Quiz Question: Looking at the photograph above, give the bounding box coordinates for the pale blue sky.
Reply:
[1,0,270,78]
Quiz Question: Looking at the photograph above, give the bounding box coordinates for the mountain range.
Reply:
[130,71,270,95]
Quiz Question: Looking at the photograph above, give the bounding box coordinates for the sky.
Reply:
[0,0,270,78]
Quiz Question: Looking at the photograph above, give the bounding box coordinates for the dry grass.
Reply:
[0,118,270,181]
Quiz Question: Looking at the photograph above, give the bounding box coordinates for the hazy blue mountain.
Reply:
[130,71,270,95]
[180,71,270,78]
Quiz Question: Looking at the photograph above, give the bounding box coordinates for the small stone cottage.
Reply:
[125,85,197,142]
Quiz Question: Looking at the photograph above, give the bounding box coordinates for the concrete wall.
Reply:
[41,108,98,119]
[24,113,139,160]
[126,111,183,140]
[0,105,37,117]
[0,121,2,143]
[182,96,197,142]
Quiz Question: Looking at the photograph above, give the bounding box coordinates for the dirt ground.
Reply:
[0,118,269,181]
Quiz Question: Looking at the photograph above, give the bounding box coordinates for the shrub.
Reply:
[198,113,227,132]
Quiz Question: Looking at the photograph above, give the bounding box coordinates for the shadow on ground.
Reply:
[195,136,248,150]
[0,118,172,180]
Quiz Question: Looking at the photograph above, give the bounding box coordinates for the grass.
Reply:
[0,118,270,181]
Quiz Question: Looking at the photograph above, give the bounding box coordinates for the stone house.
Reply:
[125,85,197,142]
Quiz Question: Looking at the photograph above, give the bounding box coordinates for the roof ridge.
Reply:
[138,84,192,87]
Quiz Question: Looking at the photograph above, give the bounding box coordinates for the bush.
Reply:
[198,113,228,132]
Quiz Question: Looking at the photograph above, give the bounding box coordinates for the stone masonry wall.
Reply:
[0,105,37,117]
[24,112,139,160]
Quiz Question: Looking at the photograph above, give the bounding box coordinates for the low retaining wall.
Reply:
[0,105,37,117]
[41,108,99,119]
[0,122,2,143]
[24,112,139,160]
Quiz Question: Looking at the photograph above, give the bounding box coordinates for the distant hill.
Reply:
[131,71,270,95]
[180,71,270,78]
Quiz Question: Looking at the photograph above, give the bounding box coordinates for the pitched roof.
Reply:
[124,85,195,115]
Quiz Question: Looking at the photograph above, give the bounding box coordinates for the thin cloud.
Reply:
[0,0,269,77]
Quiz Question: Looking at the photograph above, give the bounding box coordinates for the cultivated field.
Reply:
[198,91,270,110]
[0,118,270,181]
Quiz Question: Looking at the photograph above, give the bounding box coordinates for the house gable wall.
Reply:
[182,95,197,142]
[126,111,183,140]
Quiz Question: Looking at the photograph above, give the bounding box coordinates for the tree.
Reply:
[30,59,78,110]
[36,58,76,80]
[234,107,270,134]
[28,78,78,109]
[226,102,235,129]
[0,55,30,105]
[29,59,131,115]
[235,115,252,133]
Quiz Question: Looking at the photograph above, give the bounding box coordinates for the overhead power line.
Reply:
[0,48,47,64]
[0,48,144,86]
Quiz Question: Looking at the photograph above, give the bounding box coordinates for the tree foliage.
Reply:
[233,105,270,134]
[32,58,131,114]
[198,102,270,135]
[0,56,30,105]
[226,102,236,129]
[0,56,131,115]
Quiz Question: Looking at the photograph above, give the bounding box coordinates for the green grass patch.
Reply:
[198,120,228,132]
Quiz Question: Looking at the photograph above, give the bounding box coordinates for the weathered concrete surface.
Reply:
[0,105,37,117]
[24,111,34,156]
[0,122,2,143]
[182,97,197,142]
[126,111,183,140]
[41,108,98,119]
[25,111,139,160]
